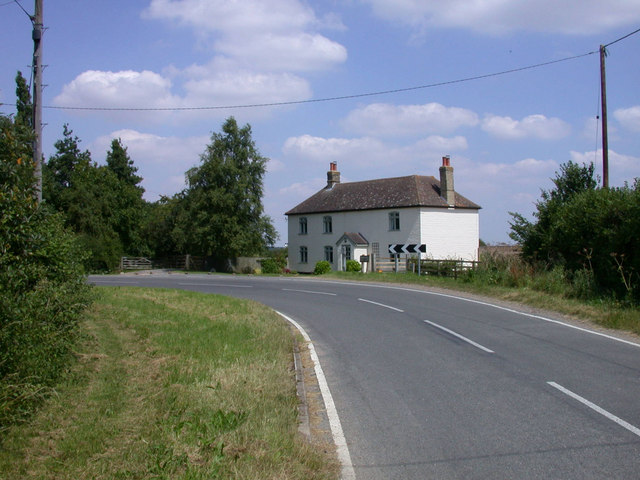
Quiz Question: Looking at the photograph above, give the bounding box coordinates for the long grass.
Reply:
[0,287,339,480]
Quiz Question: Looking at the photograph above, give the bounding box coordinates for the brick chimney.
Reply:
[327,162,340,188]
[439,156,455,206]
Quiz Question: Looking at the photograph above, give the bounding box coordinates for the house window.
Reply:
[389,211,400,231]
[299,217,308,235]
[323,215,332,234]
[324,246,334,263]
[299,246,308,264]
[372,242,380,257]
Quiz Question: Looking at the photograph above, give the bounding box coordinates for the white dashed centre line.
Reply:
[424,320,495,353]
[547,381,640,438]
[358,298,404,312]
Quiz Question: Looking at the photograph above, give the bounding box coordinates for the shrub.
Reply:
[346,259,361,272]
[1,115,93,434]
[314,260,331,275]
[259,258,282,274]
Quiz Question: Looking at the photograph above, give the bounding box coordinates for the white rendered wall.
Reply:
[419,208,479,261]
[288,207,478,272]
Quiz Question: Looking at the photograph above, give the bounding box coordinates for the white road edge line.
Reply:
[282,288,337,296]
[303,279,640,349]
[547,381,640,438]
[424,320,495,353]
[358,298,404,312]
[277,311,356,480]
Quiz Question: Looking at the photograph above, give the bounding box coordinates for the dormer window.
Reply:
[323,216,332,234]
[299,217,308,235]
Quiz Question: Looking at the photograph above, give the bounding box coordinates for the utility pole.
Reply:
[32,0,43,202]
[599,45,609,189]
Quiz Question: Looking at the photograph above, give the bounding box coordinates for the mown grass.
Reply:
[0,287,339,480]
[320,269,640,336]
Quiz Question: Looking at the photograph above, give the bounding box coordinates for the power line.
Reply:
[37,50,598,112]
[604,26,640,48]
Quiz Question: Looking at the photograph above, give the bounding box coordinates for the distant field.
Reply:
[0,287,338,480]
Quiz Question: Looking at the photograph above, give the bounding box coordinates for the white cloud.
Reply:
[361,0,640,35]
[283,135,387,163]
[570,149,640,185]
[91,129,209,200]
[53,70,178,121]
[482,114,571,140]
[144,0,347,72]
[614,106,640,132]
[53,66,312,123]
[342,102,479,137]
[282,133,468,173]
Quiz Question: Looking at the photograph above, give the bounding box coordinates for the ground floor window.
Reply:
[299,246,308,263]
[324,246,334,263]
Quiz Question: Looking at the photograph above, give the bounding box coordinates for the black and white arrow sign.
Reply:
[388,244,427,254]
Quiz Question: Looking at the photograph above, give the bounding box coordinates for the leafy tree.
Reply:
[175,117,277,265]
[510,161,639,301]
[509,161,597,261]
[43,125,123,270]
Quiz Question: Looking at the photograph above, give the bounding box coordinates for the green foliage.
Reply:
[314,260,331,275]
[173,118,277,262]
[509,161,640,302]
[260,252,287,274]
[1,113,92,434]
[346,259,361,272]
[43,127,150,270]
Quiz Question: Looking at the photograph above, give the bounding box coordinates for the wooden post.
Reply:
[600,45,609,189]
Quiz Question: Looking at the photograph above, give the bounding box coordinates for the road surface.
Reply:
[90,273,640,479]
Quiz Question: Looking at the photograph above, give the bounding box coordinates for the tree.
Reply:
[15,71,32,129]
[509,161,597,261]
[105,138,148,256]
[175,117,277,265]
[43,125,123,270]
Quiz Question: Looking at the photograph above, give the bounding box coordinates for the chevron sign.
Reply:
[388,244,427,254]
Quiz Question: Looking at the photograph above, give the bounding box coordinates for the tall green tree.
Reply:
[175,117,277,264]
[105,138,148,256]
[15,71,32,129]
[43,125,122,270]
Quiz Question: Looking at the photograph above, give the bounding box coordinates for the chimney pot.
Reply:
[327,162,340,188]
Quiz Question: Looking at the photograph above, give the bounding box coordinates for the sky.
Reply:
[1,0,639,247]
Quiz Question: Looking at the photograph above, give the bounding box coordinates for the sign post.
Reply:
[388,244,427,274]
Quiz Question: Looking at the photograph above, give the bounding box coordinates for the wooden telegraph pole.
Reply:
[32,0,44,202]
[599,45,609,189]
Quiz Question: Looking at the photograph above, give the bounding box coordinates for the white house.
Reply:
[285,157,481,273]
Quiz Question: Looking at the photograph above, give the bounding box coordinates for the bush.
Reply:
[260,257,283,274]
[346,259,361,272]
[1,115,93,434]
[314,260,331,275]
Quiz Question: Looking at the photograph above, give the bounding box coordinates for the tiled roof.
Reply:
[285,175,481,215]
[337,232,369,246]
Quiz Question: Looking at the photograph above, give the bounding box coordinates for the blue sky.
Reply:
[1,0,639,246]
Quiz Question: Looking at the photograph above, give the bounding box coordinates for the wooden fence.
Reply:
[120,257,152,270]
[372,255,479,278]
[120,255,208,271]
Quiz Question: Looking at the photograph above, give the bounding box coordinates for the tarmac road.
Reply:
[90,273,640,479]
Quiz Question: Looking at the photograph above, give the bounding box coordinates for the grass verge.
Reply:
[320,271,640,336]
[0,287,339,480]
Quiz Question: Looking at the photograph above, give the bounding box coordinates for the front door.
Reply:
[341,244,352,271]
